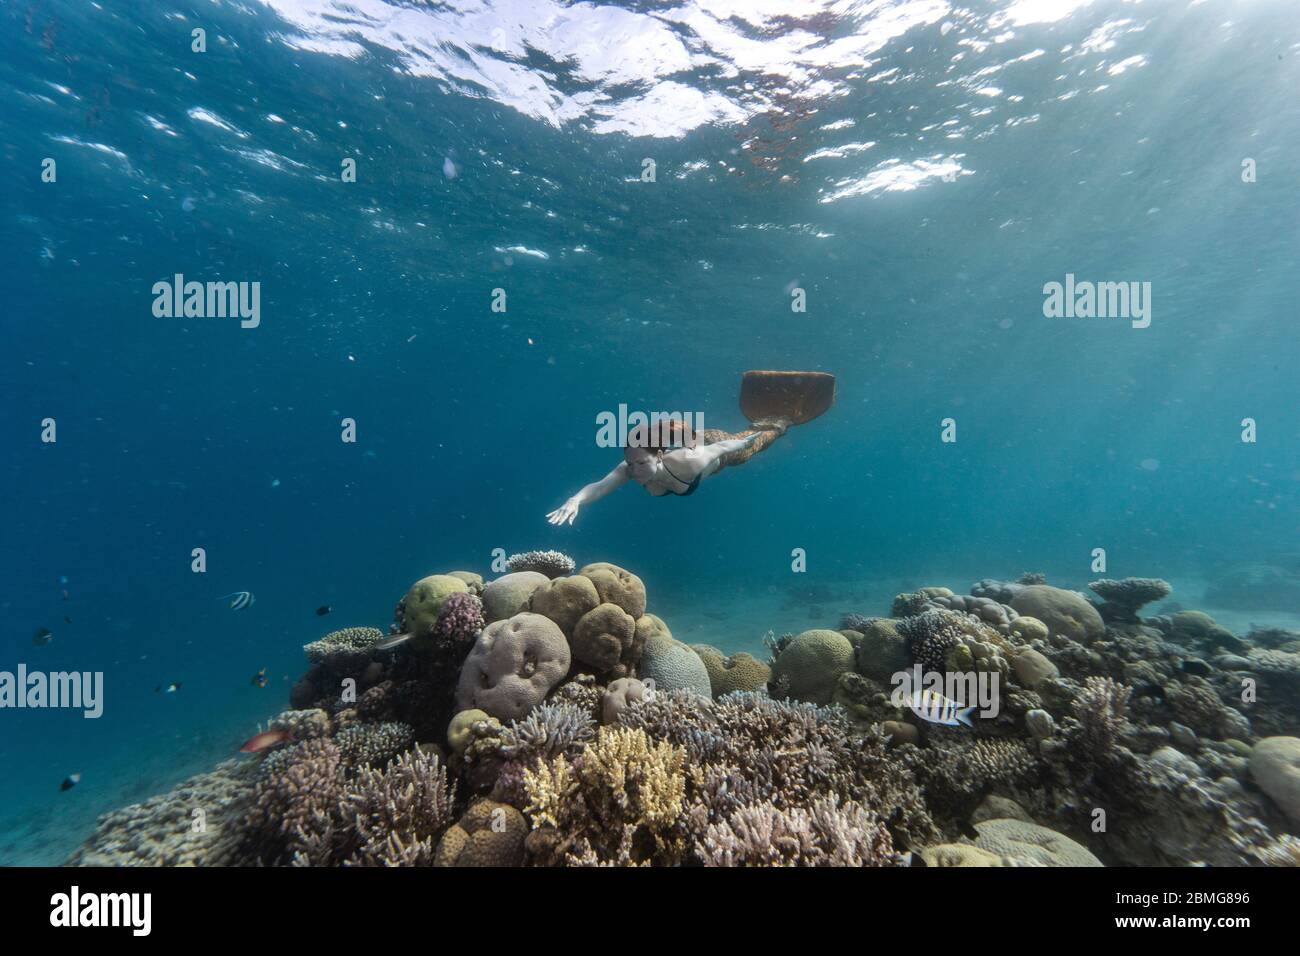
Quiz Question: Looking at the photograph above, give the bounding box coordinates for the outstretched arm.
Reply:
[547,462,630,525]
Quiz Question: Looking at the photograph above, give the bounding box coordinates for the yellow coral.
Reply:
[523,756,577,830]
[578,727,685,829]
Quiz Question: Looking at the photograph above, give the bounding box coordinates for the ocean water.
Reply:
[2,0,1298,866]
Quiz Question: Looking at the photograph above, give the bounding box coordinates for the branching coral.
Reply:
[1072,676,1132,767]
[244,738,345,865]
[918,738,1038,813]
[335,721,414,771]
[617,690,937,853]
[523,727,686,865]
[303,626,385,668]
[431,592,485,646]
[500,701,596,764]
[895,609,968,674]
[700,796,902,867]
[334,747,458,866]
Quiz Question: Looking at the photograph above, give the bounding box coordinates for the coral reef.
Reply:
[67,557,1300,869]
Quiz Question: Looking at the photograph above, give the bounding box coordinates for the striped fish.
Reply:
[905,686,976,727]
[219,591,256,610]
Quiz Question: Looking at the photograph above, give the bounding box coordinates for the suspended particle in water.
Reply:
[1139,458,1159,471]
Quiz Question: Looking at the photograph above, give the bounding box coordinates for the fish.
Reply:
[315,605,331,617]
[250,668,267,688]
[373,631,414,651]
[219,591,255,610]
[156,682,182,694]
[904,686,976,728]
[61,773,81,792]
[239,728,292,753]
[32,627,53,646]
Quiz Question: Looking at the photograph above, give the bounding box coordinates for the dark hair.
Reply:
[623,418,695,461]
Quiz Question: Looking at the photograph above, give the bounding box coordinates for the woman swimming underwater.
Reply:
[547,370,835,526]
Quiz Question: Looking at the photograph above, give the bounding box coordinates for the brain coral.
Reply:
[481,571,549,623]
[970,819,1102,866]
[691,645,772,697]
[434,799,528,867]
[771,629,855,705]
[638,633,712,698]
[578,562,647,619]
[1010,585,1104,644]
[455,612,571,722]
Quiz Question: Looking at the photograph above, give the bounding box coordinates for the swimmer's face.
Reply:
[625,446,659,484]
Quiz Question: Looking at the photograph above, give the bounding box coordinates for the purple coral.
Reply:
[433,592,485,645]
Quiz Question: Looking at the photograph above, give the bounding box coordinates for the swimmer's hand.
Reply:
[547,497,581,526]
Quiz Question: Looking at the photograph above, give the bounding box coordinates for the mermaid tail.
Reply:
[698,370,835,471]
[739,370,836,426]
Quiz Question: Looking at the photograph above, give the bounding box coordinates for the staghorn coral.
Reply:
[332,746,457,866]
[244,738,345,865]
[523,727,686,866]
[499,701,596,764]
[505,549,576,578]
[700,796,902,867]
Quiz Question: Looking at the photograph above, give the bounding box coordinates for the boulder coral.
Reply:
[1010,585,1104,644]
[638,632,712,698]
[455,613,571,722]
[968,819,1103,867]
[480,571,549,623]
[771,629,854,704]
[527,574,600,636]
[691,645,772,697]
[434,799,528,867]
[1250,736,1300,823]
[578,562,647,619]
[398,574,470,637]
[571,602,638,676]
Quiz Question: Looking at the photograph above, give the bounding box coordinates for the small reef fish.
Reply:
[156,682,182,694]
[32,627,53,646]
[250,668,268,689]
[61,773,81,792]
[315,605,331,617]
[240,728,292,753]
[905,687,976,728]
[220,591,255,610]
[373,631,413,651]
